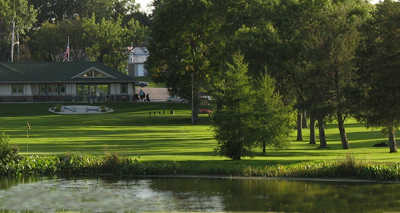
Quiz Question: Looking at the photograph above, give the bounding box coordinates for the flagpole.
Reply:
[11,0,16,63]
[16,30,20,61]
[11,20,15,63]
[63,36,70,62]
[67,36,70,62]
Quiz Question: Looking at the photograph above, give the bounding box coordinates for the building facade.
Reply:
[0,62,136,103]
[128,47,149,78]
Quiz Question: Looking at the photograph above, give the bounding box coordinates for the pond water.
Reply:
[0,177,399,213]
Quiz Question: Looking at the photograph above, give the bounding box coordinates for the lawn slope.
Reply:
[0,103,398,163]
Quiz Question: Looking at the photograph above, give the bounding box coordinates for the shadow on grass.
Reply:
[16,136,216,154]
[261,151,332,157]
[324,122,368,129]
[8,128,212,138]
[0,104,54,116]
[3,114,211,127]
[144,159,308,167]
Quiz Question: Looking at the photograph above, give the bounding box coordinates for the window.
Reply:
[58,84,66,95]
[38,84,66,96]
[77,85,89,96]
[135,64,146,77]
[121,84,128,94]
[39,85,47,95]
[97,84,110,96]
[11,85,24,95]
[47,84,58,95]
[79,70,108,78]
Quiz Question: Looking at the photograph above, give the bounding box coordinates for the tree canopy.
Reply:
[356,0,400,153]
[149,0,400,156]
[0,0,37,61]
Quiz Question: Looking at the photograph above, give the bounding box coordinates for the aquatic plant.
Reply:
[0,132,21,165]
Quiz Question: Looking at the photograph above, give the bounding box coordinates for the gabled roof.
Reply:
[0,62,135,83]
[130,47,149,56]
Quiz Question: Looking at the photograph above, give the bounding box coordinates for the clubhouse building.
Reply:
[0,62,136,103]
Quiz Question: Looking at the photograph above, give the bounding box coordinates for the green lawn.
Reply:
[0,103,399,164]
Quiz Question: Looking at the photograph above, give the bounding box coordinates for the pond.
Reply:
[0,177,398,213]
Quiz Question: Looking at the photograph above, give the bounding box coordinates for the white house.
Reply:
[128,47,149,78]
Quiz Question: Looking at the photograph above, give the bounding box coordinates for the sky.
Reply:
[136,0,153,14]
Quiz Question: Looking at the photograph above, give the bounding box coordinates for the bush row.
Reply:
[0,153,400,181]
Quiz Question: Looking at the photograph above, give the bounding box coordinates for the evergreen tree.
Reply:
[301,0,370,149]
[212,54,292,160]
[212,54,253,160]
[249,73,293,154]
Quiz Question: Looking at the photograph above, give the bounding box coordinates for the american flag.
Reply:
[63,37,70,62]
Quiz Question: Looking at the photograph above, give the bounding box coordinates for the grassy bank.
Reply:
[0,103,399,163]
[1,153,400,181]
[1,102,400,180]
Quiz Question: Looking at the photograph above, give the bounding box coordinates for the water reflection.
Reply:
[0,177,398,213]
[149,178,400,213]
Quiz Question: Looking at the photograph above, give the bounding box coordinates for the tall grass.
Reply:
[0,152,399,181]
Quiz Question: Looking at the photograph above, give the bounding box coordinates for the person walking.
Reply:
[139,89,145,101]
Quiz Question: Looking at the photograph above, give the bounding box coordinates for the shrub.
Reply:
[57,153,98,175]
[100,105,107,112]
[0,132,22,165]
[103,153,122,171]
[54,104,62,112]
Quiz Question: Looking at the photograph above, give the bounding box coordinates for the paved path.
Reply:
[135,87,169,102]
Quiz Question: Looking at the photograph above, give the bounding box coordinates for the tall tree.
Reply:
[0,0,37,61]
[29,14,148,67]
[30,0,88,23]
[148,0,217,124]
[356,0,400,153]
[212,54,292,160]
[29,17,87,61]
[83,16,143,71]
[212,54,253,160]
[250,73,293,154]
[227,0,307,141]
[301,0,370,149]
[30,0,143,25]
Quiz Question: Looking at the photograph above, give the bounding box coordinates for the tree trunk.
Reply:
[318,117,327,148]
[297,111,303,141]
[309,113,316,145]
[232,155,241,160]
[302,111,308,128]
[388,125,398,153]
[191,72,199,124]
[337,112,349,149]
[263,141,266,154]
[216,102,222,112]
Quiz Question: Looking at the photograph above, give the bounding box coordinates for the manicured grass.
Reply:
[0,103,399,164]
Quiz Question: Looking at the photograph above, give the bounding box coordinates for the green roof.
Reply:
[0,62,134,83]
